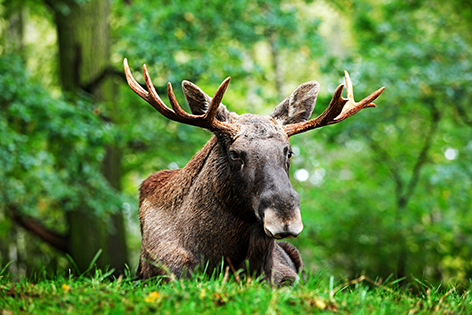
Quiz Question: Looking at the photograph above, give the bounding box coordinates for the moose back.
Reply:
[124,59,384,286]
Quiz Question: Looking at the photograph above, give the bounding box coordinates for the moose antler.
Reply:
[283,71,385,137]
[123,58,239,137]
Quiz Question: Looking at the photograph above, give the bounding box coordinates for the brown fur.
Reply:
[135,80,322,286]
[137,134,304,285]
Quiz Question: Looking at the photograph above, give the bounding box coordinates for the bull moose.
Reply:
[124,58,384,286]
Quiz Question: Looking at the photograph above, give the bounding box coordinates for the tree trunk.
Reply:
[1,0,26,275]
[2,1,25,59]
[54,0,128,274]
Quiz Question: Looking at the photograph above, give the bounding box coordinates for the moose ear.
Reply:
[182,80,232,122]
[270,81,320,125]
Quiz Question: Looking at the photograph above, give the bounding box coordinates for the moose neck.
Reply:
[182,134,275,277]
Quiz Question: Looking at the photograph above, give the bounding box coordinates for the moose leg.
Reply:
[272,241,304,287]
[137,242,198,280]
[137,250,167,280]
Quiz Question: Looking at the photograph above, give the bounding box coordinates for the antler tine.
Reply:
[317,84,348,124]
[205,77,231,122]
[166,82,194,118]
[142,63,180,121]
[124,58,153,103]
[126,58,177,121]
[283,71,385,137]
[345,70,355,101]
[334,71,385,122]
[124,58,239,137]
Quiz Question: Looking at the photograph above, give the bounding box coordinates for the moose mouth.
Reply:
[263,208,303,239]
[264,228,297,239]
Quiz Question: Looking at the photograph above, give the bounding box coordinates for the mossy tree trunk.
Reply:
[54,0,128,273]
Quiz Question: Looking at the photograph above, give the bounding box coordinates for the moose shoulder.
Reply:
[124,59,384,286]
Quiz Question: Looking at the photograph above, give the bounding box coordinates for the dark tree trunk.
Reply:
[54,0,128,274]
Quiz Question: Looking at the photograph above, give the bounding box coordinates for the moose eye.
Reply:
[285,147,293,159]
[229,150,240,161]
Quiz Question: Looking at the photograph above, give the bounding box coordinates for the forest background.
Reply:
[1,0,471,286]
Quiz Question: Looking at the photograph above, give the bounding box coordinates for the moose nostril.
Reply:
[274,232,299,239]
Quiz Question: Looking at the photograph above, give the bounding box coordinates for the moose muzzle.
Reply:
[263,208,303,239]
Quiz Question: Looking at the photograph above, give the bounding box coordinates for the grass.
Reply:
[1,267,471,315]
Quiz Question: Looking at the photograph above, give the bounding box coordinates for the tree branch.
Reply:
[7,205,70,254]
[402,103,440,207]
[366,134,404,200]
[81,65,172,96]
[81,66,126,94]
[366,102,440,211]
[454,102,472,128]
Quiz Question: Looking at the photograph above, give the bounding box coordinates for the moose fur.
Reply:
[135,80,322,286]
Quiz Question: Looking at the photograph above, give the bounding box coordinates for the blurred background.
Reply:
[1,0,471,285]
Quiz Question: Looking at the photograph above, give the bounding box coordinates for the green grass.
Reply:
[0,268,471,315]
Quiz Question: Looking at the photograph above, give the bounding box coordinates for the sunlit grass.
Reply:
[1,266,470,315]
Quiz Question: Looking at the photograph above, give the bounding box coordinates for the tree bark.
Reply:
[2,1,25,59]
[54,0,128,274]
[1,0,26,275]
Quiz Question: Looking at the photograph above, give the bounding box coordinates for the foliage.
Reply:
[1,0,472,287]
[0,54,122,215]
[0,54,125,272]
[113,0,324,106]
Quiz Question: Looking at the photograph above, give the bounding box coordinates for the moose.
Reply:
[124,58,384,286]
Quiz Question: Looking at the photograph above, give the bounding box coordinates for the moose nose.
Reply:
[273,231,300,239]
[263,208,303,240]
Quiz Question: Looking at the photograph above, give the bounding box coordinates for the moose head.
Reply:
[124,58,384,284]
